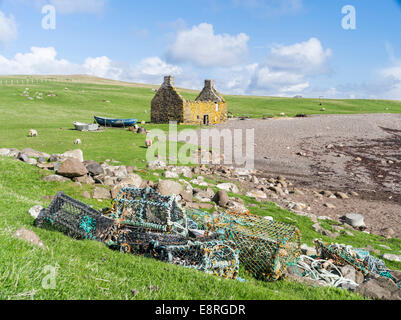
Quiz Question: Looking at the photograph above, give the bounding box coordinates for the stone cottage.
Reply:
[151,76,227,125]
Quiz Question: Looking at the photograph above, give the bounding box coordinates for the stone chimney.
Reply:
[195,79,224,102]
[204,79,214,89]
[163,75,174,87]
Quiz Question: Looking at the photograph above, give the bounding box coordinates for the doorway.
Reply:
[203,114,209,125]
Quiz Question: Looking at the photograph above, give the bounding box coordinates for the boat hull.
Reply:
[94,116,138,128]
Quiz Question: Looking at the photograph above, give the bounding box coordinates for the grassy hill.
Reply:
[0,75,400,300]
[0,75,400,168]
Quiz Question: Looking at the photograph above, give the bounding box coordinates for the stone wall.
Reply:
[151,76,227,125]
[195,80,225,103]
[151,76,185,124]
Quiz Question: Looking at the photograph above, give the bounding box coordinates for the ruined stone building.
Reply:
[151,76,227,125]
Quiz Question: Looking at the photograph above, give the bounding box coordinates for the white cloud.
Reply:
[136,57,182,76]
[0,11,18,44]
[0,46,182,86]
[166,23,249,68]
[267,38,332,74]
[127,57,183,84]
[0,47,81,74]
[249,37,332,95]
[83,56,123,79]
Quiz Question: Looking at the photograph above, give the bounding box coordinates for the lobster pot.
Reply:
[162,240,239,279]
[34,192,113,241]
[314,240,370,276]
[106,227,239,280]
[113,187,188,236]
[187,210,302,281]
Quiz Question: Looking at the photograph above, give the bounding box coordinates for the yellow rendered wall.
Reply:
[183,101,227,125]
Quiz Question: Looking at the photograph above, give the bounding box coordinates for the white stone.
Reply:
[62,149,84,162]
[164,171,179,179]
[345,213,366,228]
[29,205,43,219]
[27,158,37,165]
[382,254,401,262]
[246,190,267,199]
[216,183,239,194]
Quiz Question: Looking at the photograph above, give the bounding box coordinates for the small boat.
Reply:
[94,116,138,128]
[74,122,99,132]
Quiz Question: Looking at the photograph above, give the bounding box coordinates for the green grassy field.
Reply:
[0,76,400,169]
[0,76,400,300]
[0,157,366,300]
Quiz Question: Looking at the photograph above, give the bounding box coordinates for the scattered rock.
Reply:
[199,203,214,210]
[157,180,184,196]
[17,152,29,162]
[147,160,166,170]
[356,277,401,300]
[103,176,117,187]
[320,190,334,197]
[125,174,143,188]
[29,205,43,219]
[335,192,349,199]
[382,254,401,262]
[73,175,95,185]
[344,213,366,229]
[13,228,44,248]
[82,191,91,199]
[92,187,111,200]
[180,190,193,202]
[21,148,50,159]
[301,244,317,256]
[57,158,88,178]
[269,186,285,197]
[27,158,38,165]
[380,228,395,239]
[246,190,267,199]
[216,183,239,194]
[340,265,356,283]
[213,190,229,207]
[324,203,336,209]
[62,149,84,162]
[86,162,104,176]
[163,171,179,179]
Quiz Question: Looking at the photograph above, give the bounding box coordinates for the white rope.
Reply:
[296,255,358,288]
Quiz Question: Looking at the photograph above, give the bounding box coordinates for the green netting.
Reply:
[35,190,240,280]
[187,210,302,281]
[111,187,188,237]
[314,240,370,276]
[314,240,400,287]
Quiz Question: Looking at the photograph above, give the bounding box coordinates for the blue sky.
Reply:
[0,0,401,99]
